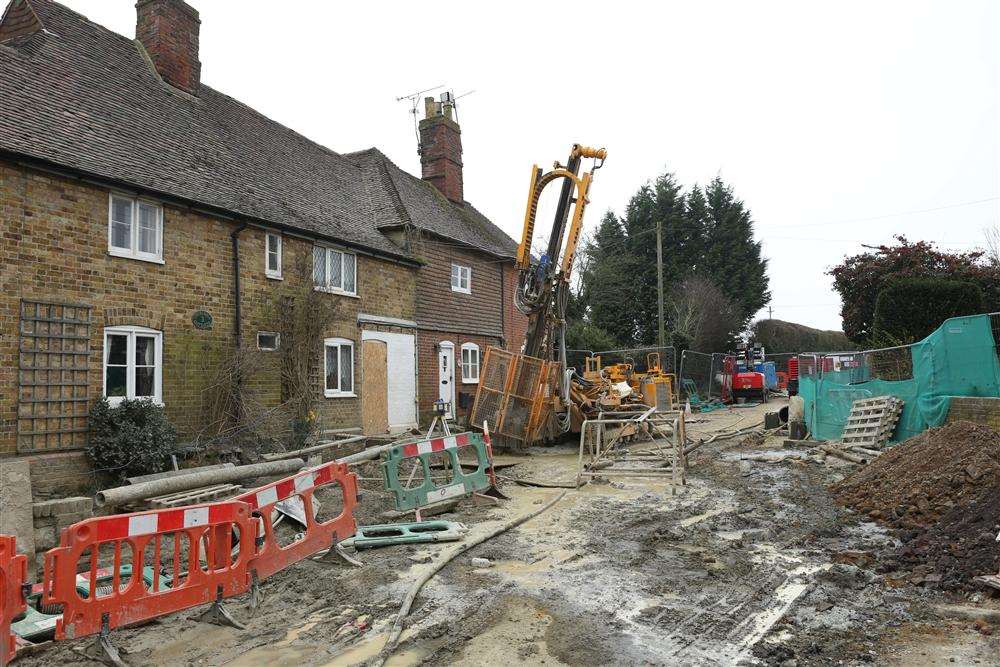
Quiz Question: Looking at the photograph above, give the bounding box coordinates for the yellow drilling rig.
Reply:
[468,145,676,450]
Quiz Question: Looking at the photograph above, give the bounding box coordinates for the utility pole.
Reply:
[768,306,773,319]
[656,218,666,349]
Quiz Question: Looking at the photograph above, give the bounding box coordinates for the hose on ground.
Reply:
[372,490,569,666]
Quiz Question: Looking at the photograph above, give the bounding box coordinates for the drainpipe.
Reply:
[231,223,248,349]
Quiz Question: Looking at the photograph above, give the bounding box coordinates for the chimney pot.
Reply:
[136,0,201,95]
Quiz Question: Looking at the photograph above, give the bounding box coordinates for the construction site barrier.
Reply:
[42,501,253,641]
[235,460,359,582]
[1,536,27,667]
[382,432,493,511]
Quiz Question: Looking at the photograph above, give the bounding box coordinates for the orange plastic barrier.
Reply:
[235,460,359,582]
[1,536,27,667]
[42,501,253,640]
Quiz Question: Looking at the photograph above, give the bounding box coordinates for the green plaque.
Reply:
[192,310,213,330]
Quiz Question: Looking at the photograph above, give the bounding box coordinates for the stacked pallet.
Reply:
[841,396,904,449]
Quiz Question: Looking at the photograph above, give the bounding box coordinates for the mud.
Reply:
[17,401,1000,665]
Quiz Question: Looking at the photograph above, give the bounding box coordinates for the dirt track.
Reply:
[19,399,1000,666]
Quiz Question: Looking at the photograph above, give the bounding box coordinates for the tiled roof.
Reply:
[0,0,412,260]
[348,148,518,259]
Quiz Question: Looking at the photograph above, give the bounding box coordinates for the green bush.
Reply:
[873,278,985,343]
[87,398,178,483]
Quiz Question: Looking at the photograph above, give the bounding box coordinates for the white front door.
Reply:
[438,342,456,418]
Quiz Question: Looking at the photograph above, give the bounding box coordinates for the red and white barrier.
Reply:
[235,460,359,582]
[42,501,254,640]
[398,433,472,459]
[0,536,27,667]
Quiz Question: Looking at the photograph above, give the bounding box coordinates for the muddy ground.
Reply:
[18,399,1000,665]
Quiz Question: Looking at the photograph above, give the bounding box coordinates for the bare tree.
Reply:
[668,276,742,352]
[985,225,1000,267]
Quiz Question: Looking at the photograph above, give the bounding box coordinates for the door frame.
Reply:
[438,340,456,418]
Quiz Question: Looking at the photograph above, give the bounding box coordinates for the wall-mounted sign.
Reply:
[192,310,213,330]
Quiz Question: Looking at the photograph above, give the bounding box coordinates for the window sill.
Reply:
[108,248,165,265]
[324,391,357,399]
[461,379,479,385]
[451,287,472,295]
[265,272,283,281]
[314,286,360,299]
[107,396,164,407]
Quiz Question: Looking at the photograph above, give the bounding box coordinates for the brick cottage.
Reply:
[0,0,526,492]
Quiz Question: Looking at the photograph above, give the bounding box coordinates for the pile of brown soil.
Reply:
[885,485,1000,589]
[831,420,1000,530]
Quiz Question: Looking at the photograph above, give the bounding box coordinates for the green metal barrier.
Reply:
[341,521,468,550]
[382,432,492,512]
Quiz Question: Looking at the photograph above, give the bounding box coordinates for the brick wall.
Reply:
[416,329,500,425]
[0,160,417,490]
[946,397,1000,431]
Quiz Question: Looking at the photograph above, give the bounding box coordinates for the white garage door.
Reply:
[361,330,417,430]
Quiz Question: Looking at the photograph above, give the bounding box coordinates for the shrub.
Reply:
[87,398,178,483]
[873,278,985,343]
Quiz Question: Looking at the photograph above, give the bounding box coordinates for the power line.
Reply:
[768,196,999,229]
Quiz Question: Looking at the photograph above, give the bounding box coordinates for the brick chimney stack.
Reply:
[136,0,201,95]
[419,93,464,204]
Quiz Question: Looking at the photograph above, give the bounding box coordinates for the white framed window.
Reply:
[461,343,480,383]
[265,233,282,279]
[450,264,471,293]
[323,337,355,397]
[257,331,280,351]
[108,193,163,263]
[313,246,357,295]
[103,326,163,405]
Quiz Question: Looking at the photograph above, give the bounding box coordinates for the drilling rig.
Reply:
[468,145,607,448]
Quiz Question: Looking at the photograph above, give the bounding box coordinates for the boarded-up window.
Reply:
[18,300,92,452]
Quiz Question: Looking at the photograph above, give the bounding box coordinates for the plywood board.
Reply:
[363,339,389,436]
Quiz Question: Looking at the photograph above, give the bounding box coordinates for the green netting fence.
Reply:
[799,313,1000,442]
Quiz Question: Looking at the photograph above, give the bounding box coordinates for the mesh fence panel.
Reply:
[709,353,733,400]
[470,347,513,433]
[801,313,1000,442]
[679,350,713,401]
[864,346,914,381]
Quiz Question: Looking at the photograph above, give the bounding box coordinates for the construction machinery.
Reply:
[732,341,770,403]
[469,144,610,448]
[469,145,684,449]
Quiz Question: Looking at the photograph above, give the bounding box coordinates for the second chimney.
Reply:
[419,94,464,204]
[136,0,201,95]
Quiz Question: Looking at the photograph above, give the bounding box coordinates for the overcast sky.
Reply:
[62,0,998,331]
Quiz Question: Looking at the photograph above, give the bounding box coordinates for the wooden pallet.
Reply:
[841,396,903,449]
[146,483,244,508]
